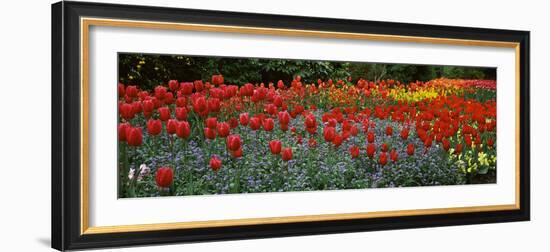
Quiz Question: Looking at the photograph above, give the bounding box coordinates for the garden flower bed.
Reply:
[118,76,496,197]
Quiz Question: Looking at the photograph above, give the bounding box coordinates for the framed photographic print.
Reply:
[51,1,530,251]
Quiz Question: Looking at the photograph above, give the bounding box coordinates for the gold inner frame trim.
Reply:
[80,17,522,235]
[84,204,517,234]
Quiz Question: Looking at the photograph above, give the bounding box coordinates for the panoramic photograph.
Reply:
[117,53,497,198]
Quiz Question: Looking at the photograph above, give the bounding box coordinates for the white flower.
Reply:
[128,168,136,180]
[138,164,151,180]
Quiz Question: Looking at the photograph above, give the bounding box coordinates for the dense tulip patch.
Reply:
[118,76,496,197]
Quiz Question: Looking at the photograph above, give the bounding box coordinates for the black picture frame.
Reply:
[52,1,530,251]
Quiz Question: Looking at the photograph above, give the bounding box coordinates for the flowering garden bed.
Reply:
[118,76,496,198]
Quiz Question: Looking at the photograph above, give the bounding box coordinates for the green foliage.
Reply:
[463,88,496,102]
[348,63,388,82]
[347,63,491,84]
[118,53,496,90]
[119,53,353,89]
[439,66,487,79]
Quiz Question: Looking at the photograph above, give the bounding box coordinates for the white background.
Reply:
[0,0,548,251]
[89,24,516,227]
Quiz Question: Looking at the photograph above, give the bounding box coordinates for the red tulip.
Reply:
[146,119,162,136]
[262,118,274,131]
[204,127,216,140]
[350,126,359,136]
[332,134,343,148]
[280,123,289,132]
[341,131,350,141]
[208,98,221,113]
[366,143,376,158]
[226,134,242,151]
[164,92,174,105]
[166,119,178,135]
[217,122,230,137]
[379,152,388,166]
[296,135,303,145]
[251,90,261,103]
[155,167,173,188]
[249,117,261,130]
[381,143,388,152]
[125,85,138,98]
[120,103,135,121]
[228,117,239,129]
[455,143,463,155]
[390,149,398,162]
[400,128,409,140]
[442,138,451,152]
[118,83,126,97]
[194,80,204,92]
[175,97,187,107]
[168,80,179,91]
[278,111,290,125]
[305,114,316,128]
[308,138,317,148]
[176,121,191,139]
[349,146,360,159]
[323,126,336,142]
[424,138,433,149]
[385,126,393,136]
[231,148,243,158]
[126,127,143,147]
[487,138,494,148]
[282,147,293,161]
[407,143,415,156]
[327,118,337,127]
[342,120,352,132]
[143,99,154,112]
[131,101,142,114]
[239,113,249,126]
[269,140,282,155]
[139,91,151,101]
[277,80,285,89]
[305,126,316,134]
[180,82,194,95]
[265,103,277,115]
[175,107,188,121]
[465,134,473,147]
[154,85,167,100]
[118,123,130,141]
[206,117,218,129]
[367,131,375,143]
[211,74,224,85]
[210,156,222,171]
[192,96,208,115]
[158,107,171,121]
[273,96,283,107]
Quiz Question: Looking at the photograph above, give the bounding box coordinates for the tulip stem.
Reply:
[183,140,192,194]
[169,134,178,190]
[130,147,141,195]
[207,139,213,170]
[127,147,137,197]
[119,142,127,197]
